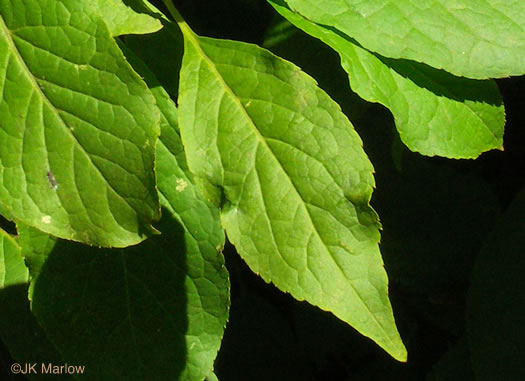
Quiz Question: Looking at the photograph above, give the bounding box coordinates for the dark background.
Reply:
[163,1,525,380]
[2,0,524,379]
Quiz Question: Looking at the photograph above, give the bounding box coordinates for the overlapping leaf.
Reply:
[0,0,160,247]
[0,228,67,381]
[0,228,26,288]
[15,41,230,380]
[24,186,229,380]
[173,6,406,360]
[123,41,230,380]
[87,0,162,36]
[284,0,525,79]
[269,1,505,159]
[0,199,14,223]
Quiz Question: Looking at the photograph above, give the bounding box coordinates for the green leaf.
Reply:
[467,187,525,380]
[87,0,163,37]
[0,0,161,247]
[263,15,372,121]
[0,199,14,222]
[269,1,505,159]
[0,200,15,228]
[21,38,230,380]
[16,222,56,300]
[284,0,525,79]
[0,228,27,288]
[172,6,406,360]
[206,371,219,381]
[121,38,230,380]
[0,234,65,381]
[28,206,228,380]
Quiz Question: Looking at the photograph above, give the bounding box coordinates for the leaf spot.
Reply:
[41,215,52,224]
[176,178,188,192]
[340,241,354,254]
[47,171,58,190]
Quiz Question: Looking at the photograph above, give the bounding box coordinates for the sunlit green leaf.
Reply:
[263,16,372,121]
[87,0,162,36]
[0,228,27,288]
[284,0,525,79]
[0,200,14,223]
[172,6,406,360]
[17,39,230,380]
[0,0,160,247]
[269,1,505,159]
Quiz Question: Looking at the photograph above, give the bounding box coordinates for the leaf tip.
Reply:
[144,223,162,237]
[392,346,408,363]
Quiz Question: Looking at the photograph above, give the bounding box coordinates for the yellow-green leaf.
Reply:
[0,0,160,247]
[171,4,406,360]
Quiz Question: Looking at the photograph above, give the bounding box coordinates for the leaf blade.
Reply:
[0,228,27,288]
[87,0,162,36]
[269,0,505,159]
[177,26,406,360]
[0,0,160,247]
[0,229,68,381]
[20,38,230,380]
[284,0,525,79]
